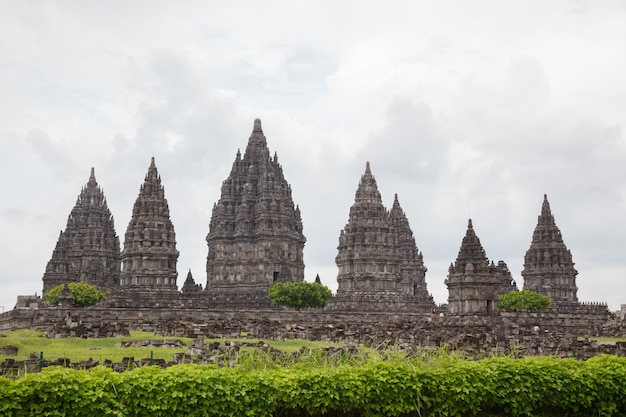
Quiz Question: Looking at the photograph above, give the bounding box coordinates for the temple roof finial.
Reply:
[87,167,97,186]
[468,218,473,229]
[253,118,262,132]
[541,194,552,219]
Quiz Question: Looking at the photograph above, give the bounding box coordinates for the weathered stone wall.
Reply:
[1,302,622,358]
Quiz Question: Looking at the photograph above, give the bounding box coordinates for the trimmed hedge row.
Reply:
[1,355,625,416]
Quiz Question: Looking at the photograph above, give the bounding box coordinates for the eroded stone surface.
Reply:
[120,157,179,292]
[332,163,435,311]
[446,219,518,315]
[205,119,306,307]
[522,194,578,304]
[42,168,121,293]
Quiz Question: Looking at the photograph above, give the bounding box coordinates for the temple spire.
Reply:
[42,167,120,293]
[88,167,96,186]
[446,218,515,315]
[452,219,488,273]
[333,163,434,312]
[206,119,305,307]
[181,268,202,293]
[354,162,383,206]
[522,194,578,304]
[120,158,179,291]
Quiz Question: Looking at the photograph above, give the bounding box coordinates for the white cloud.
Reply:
[1,1,625,312]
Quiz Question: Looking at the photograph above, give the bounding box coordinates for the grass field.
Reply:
[2,330,623,366]
[576,336,626,344]
[0,330,343,363]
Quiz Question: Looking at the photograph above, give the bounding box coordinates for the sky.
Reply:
[1,0,625,312]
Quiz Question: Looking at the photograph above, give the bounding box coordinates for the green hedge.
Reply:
[1,355,625,416]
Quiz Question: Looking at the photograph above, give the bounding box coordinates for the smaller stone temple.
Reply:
[522,194,578,304]
[42,168,121,293]
[181,269,202,294]
[331,162,435,311]
[205,119,306,307]
[120,158,179,291]
[445,219,517,315]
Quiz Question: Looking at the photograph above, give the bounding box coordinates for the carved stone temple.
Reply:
[331,162,435,311]
[120,157,179,292]
[42,168,121,293]
[522,194,578,304]
[12,119,617,346]
[205,119,306,307]
[445,219,518,315]
[26,119,617,334]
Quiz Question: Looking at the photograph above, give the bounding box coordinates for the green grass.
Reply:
[0,330,343,364]
[259,338,344,353]
[0,330,193,363]
[577,336,626,344]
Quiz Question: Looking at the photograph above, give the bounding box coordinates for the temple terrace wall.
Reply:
[1,304,622,359]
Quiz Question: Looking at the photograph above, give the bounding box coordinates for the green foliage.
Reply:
[268,281,333,308]
[1,355,626,416]
[43,282,109,307]
[498,290,552,312]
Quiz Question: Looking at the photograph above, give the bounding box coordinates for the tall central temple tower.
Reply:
[332,162,434,311]
[205,119,306,307]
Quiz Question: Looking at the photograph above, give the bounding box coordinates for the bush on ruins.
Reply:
[268,282,333,309]
[498,290,552,312]
[43,282,109,307]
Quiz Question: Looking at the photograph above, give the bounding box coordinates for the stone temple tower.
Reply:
[120,157,179,291]
[522,194,578,304]
[42,168,120,293]
[390,194,431,301]
[332,162,434,311]
[445,219,517,315]
[206,118,306,307]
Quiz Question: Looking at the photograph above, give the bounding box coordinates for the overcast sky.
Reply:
[1,1,625,312]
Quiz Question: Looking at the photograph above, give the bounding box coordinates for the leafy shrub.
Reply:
[498,290,551,311]
[43,282,109,307]
[268,282,333,308]
[1,355,625,416]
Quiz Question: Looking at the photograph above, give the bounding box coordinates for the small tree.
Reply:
[498,290,551,312]
[44,282,109,307]
[268,281,333,309]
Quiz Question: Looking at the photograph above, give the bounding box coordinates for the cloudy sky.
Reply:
[1,1,625,312]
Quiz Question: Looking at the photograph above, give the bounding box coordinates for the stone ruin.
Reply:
[0,118,621,354]
[120,157,179,293]
[445,219,518,315]
[331,163,435,312]
[42,168,120,293]
[205,119,306,308]
[522,194,579,304]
